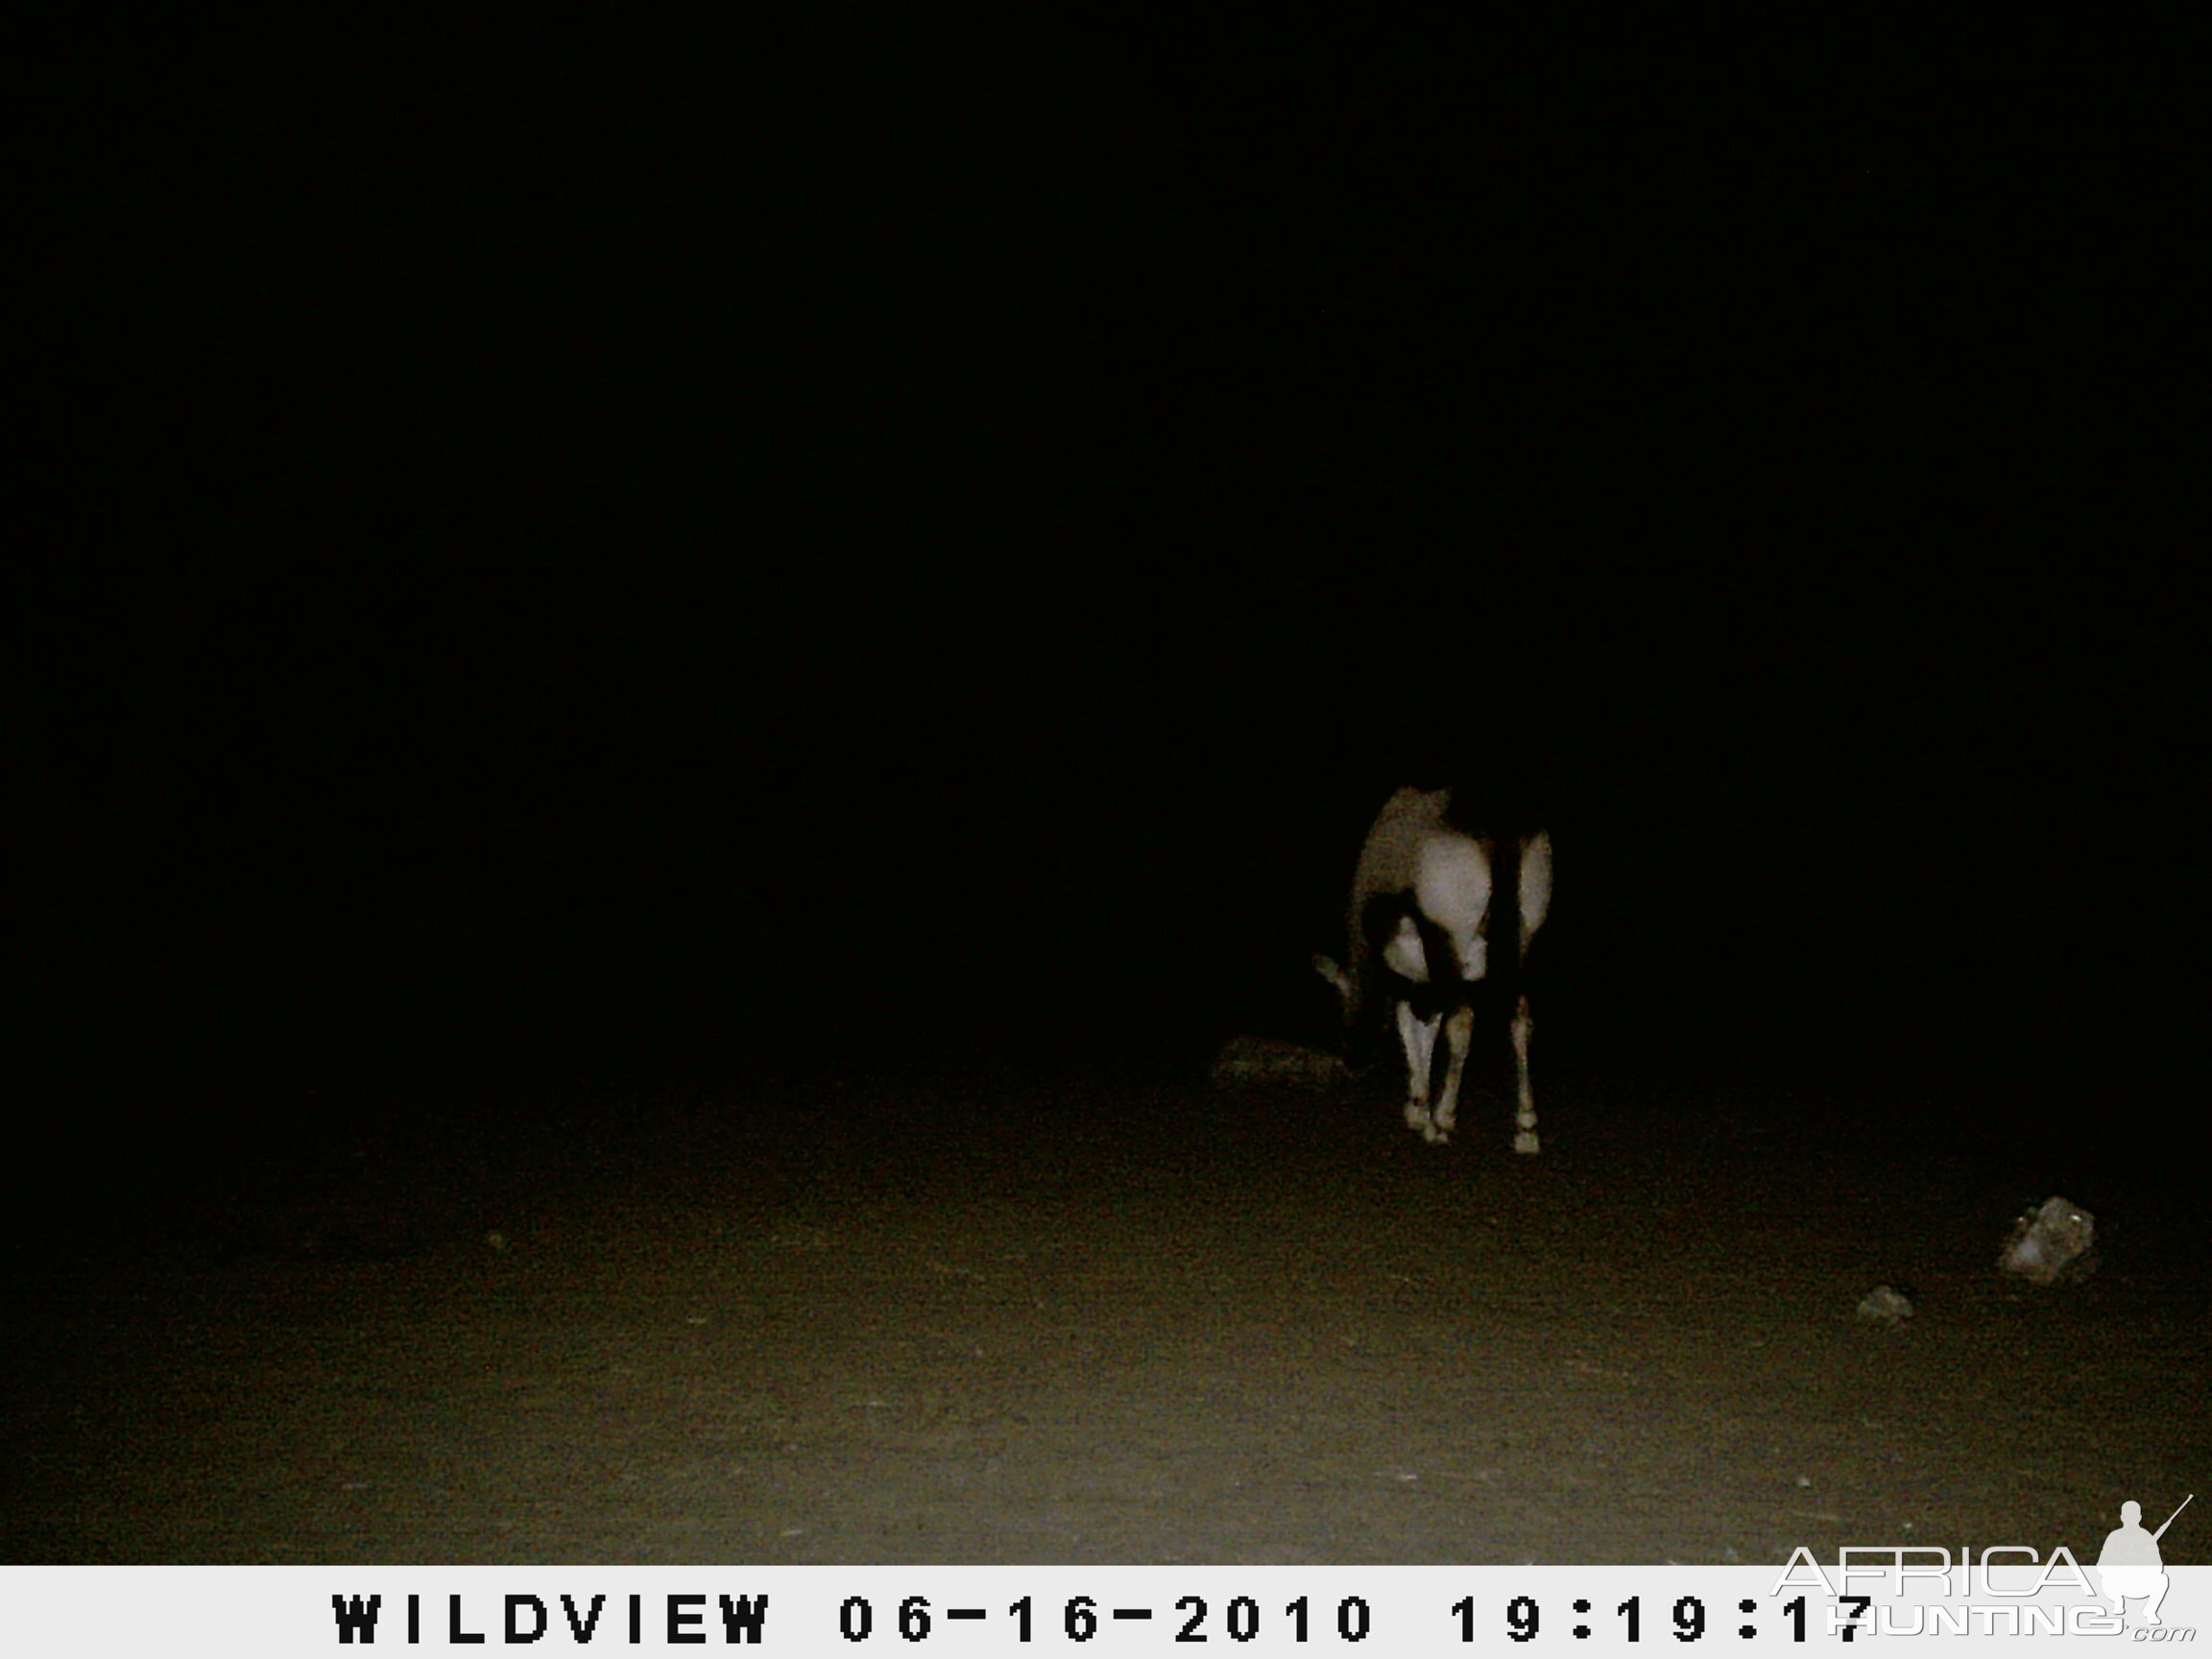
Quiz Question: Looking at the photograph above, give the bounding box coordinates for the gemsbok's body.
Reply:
[1315,787,1553,1151]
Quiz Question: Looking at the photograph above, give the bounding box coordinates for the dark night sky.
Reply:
[8,23,2202,1144]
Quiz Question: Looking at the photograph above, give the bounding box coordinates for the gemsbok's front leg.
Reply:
[1510,993,1538,1154]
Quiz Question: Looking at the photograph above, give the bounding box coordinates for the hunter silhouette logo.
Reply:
[2099,1494,2192,1626]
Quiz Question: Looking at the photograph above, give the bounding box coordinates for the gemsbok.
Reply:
[1315,786,1553,1151]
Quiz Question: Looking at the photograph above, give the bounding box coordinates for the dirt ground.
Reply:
[4,1064,2204,1566]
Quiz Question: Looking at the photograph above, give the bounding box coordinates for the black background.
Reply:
[10,21,2201,1186]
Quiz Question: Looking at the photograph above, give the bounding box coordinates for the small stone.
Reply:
[1997,1196,2097,1285]
[1857,1285,1913,1325]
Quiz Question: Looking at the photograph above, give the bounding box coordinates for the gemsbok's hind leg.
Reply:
[1431,1002,1474,1143]
[1511,993,1539,1155]
[1396,1000,1442,1142]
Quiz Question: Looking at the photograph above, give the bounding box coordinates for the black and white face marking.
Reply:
[1316,786,1552,1152]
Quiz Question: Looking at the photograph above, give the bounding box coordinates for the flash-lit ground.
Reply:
[5,1062,2202,1565]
